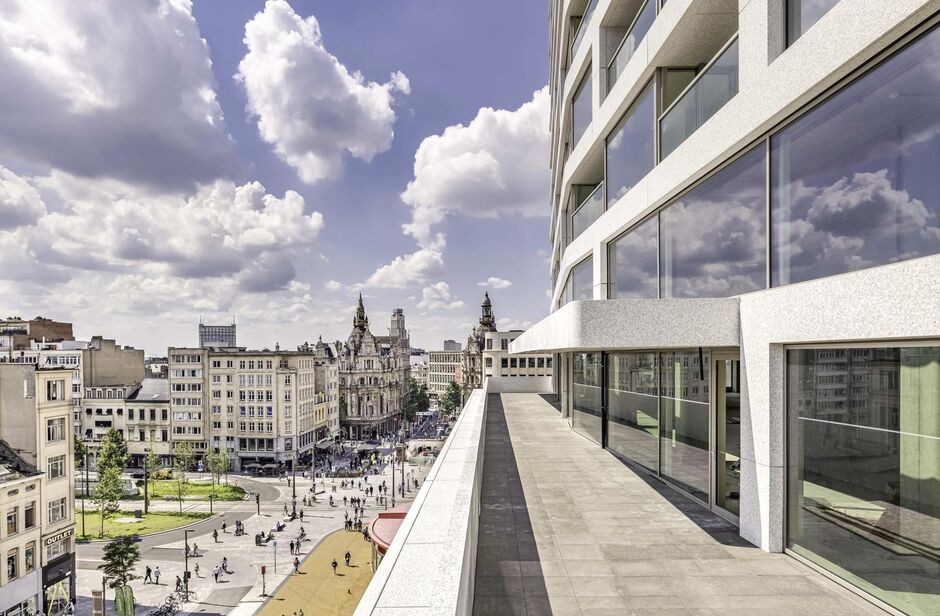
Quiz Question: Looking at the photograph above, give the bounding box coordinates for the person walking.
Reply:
[213,566,220,582]
[154,566,161,585]
[144,566,152,584]
[299,509,304,521]
[175,576,182,592]
[222,521,227,533]
[344,550,351,566]
[195,563,200,578]
[331,559,338,575]
[221,557,229,573]
[289,539,295,555]
[213,529,219,543]
[293,557,300,574]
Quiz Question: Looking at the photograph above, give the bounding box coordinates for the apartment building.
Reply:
[442,340,461,352]
[167,348,323,471]
[427,352,461,398]
[198,322,237,349]
[124,379,172,468]
[481,331,553,382]
[0,366,76,615]
[508,1,940,613]
[0,318,73,351]
[0,441,42,616]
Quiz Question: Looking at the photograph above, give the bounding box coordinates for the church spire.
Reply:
[353,293,369,331]
[479,291,497,332]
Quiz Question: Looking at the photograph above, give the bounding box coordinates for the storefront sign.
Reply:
[44,528,74,547]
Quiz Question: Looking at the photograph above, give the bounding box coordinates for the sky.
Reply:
[0,0,551,355]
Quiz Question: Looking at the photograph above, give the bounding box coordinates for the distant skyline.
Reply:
[0,0,550,354]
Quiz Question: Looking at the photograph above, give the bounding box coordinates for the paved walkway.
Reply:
[257,529,373,616]
[473,393,885,616]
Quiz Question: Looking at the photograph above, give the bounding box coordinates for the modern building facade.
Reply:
[427,352,461,399]
[442,340,461,352]
[481,331,553,383]
[509,1,940,613]
[198,322,237,349]
[0,366,76,616]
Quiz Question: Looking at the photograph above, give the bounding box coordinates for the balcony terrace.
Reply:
[354,381,884,615]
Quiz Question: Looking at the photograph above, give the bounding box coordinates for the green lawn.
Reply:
[77,510,211,540]
[140,480,245,501]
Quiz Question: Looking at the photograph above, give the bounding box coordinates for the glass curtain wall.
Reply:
[660,145,765,298]
[772,25,940,286]
[660,350,710,501]
[572,352,603,445]
[563,256,594,305]
[787,347,940,615]
[605,81,656,207]
[571,68,593,148]
[607,352,659,471]
[608,215,658,299]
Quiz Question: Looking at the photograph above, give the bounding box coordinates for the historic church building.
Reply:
[461,292,497,397]
[321,296,411,440]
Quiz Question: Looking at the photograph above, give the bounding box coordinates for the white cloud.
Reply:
[237,0,409,184]
[358,88,549,291]
[362,234,445,289]
[0,0,236,189]
[478,276,512,289]
[401,87,549,245]
[0,169,324,296]
[0,167,45,230]
[496,317,533,331]
[416,282,464,311]
[325,280,344,291]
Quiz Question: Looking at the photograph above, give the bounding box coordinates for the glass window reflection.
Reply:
[606,82,655,207]
[564,256,594,304]
[607,352,659,471]
[787,347,940,616]
[608,216,658,299]
[660,350,710,501]
[572,352,603,445]
[772,26,940,286]
[660,145,766,298]
[571,68,592,148]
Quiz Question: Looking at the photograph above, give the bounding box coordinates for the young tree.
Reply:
[97,428,129,478]
[92,467,124,538]
[142,436,161,514]
[172,442,194,513]
[98,536,141,587]
[206,448,230,494]
[440,381,463,417]
[74,436,88,470]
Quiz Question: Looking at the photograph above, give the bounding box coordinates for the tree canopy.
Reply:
[98,536,141,587]
[97,428,129,477]
[440,381,463,417]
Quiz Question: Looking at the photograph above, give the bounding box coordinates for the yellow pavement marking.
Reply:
[258,528,374,616]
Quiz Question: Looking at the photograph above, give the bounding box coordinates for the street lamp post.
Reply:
[291,450,297,517]
[81,452,89,537]
[143,447,150,515]
[271,539,277,574]
[183,529,193,597]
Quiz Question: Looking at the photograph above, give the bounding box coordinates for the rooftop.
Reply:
[0,439,42,484]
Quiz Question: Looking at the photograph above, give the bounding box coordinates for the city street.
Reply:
[75,457,434,616]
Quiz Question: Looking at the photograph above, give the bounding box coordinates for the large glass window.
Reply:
[572,352,603,445]
[571,68,592,148]
[772,26,940,286]
[660,145,766,298]
[787,347,940,616]
[606,0,656,93]
[659,350,710,501]
[608,215,658,299]
[605,81,655,207]
[563,256,594,304]
[787,0,841,46]
[607,352,659,471]
[660,38,739,159]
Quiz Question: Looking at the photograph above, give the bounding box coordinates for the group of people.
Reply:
[329,550,353,575]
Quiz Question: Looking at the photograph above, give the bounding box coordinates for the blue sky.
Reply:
[0,0,551,353]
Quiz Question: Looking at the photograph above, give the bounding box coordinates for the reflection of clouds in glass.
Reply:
[610,217,656,298]
[661,147,765,298]
[776,169,940,280]
[605,85,654,207]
